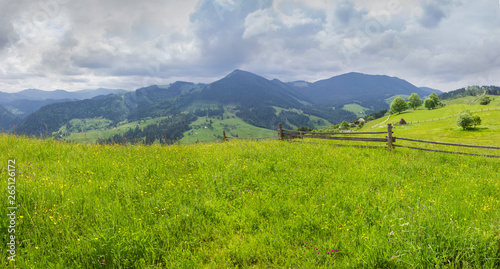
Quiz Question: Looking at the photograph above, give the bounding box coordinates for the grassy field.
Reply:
[364,105,500,147]
[1,127,500,268]
[180,114,276,144]
[341,104,370,118]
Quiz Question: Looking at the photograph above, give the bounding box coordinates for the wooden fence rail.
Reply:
[392,145,500,158]
[395,137,500,150]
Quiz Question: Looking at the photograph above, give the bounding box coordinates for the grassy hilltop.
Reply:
[1,102,499,268]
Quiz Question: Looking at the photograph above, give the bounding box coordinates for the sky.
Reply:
[0,0,499,93]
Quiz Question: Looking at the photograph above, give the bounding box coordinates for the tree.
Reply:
[429,92,440,107]
[390,96,409,114]
[340,121,350,130]
[407,93,423,110]
[424,98,435,110]
[456,110,473,130]
[472,115,481,128]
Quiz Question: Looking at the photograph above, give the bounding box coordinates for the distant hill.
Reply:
[419,87,442,95]
[3,99,76,118]
[292,72,429,111]
[439,86,500,100]
[0,104,20,131]
[0,88,126,102]
[0,88,126,120]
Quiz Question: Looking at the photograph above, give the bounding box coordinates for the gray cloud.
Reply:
[335,1,366,26]
[0,0,499,92]
[418,2,447,28]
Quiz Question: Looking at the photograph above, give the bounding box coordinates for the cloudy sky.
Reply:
[0,0,499,93]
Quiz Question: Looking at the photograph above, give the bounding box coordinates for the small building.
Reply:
[354,118,366,125]
[399,118,407,125]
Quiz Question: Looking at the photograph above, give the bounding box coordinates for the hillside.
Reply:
[363,104,500,149]
[439,85,500,101]
[0,104,20,130]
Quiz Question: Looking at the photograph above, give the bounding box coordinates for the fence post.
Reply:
[278,123,283,140]
[223,130,227,142]
[387,123,393,149]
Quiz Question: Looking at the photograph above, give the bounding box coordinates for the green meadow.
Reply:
[1,103,499,268]
[341,104,370,118]
[364,104,500,153]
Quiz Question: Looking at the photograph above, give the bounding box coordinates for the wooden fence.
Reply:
[276,123,500,158]
[222,123,500,158]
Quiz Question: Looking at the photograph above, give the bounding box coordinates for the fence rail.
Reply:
[396,137,500,150]
[393,145,500,158]
[282,130,386,135]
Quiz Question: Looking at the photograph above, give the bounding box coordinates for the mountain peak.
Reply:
[227,69,257,77]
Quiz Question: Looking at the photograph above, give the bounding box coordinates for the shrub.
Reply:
[456,110,473,130]
[479,96,491,105]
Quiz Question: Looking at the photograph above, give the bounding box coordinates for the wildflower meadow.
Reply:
[1,134,499,268]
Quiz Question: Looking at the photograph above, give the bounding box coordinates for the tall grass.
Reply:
[1,135,499,268]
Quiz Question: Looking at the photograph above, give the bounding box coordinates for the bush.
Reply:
[456,110,474,130]
[479,96,491,105]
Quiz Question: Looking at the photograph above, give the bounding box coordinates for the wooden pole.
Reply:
[278,123,283,140]
[387,123,393,149]
[223,130,227,142]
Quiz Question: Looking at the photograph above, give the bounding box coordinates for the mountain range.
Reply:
[0,88,125,119]
[1,70,445,141]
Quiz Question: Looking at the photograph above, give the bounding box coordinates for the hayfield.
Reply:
[1,133,499,268]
